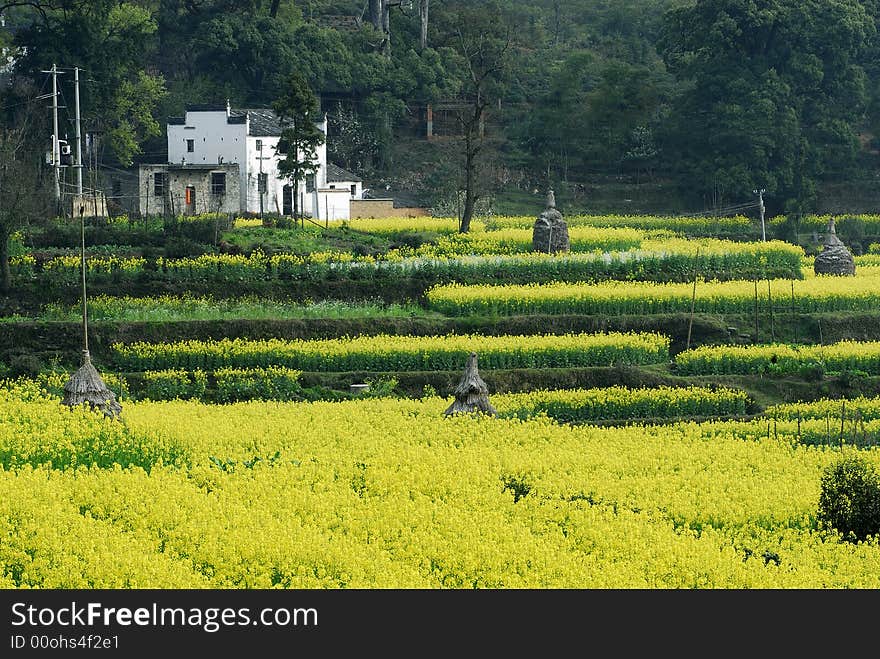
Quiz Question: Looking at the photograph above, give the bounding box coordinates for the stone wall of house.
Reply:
[138,164,240,216]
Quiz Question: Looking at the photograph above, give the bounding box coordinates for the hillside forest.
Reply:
[3,1,880,217]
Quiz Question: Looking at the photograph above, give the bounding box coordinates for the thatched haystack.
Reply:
[444,352,497,417]
[62,350,122,419]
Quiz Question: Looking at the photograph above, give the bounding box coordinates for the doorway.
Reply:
[282,184,292,216]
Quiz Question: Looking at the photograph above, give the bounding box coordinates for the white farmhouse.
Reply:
[138,101,363,220]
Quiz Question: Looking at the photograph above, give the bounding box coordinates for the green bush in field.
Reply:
[818,455,880,543]
[141,369,207,401]
[213,367,303,403]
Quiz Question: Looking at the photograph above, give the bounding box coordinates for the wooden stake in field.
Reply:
[444,352,497,417]
[753,280,759,343]
[686,248,699,351]
[61,206,122,419]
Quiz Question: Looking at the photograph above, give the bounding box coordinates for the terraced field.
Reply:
[2,212,879,588]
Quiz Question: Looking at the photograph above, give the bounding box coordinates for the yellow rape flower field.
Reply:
[2,387,879,589]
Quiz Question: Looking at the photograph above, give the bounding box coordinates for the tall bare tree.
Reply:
[369,0,390,55]
[369,0,413,56]
[450,2,509,233]
[0,124,52,293]
[419,0,429,50]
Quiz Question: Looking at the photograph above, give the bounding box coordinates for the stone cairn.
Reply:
[814,217,855,276]
[444,352,497,417]
[532,189,570,254]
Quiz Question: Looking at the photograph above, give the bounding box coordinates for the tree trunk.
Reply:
[381,1,392,56]
[370,0,384,31]
[459,133,477,233]
[292,179,299,226]
[0,229,10,294]
[369,0,392,56]
[419,0,429,50]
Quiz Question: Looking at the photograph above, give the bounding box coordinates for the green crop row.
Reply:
[11,239,804,288]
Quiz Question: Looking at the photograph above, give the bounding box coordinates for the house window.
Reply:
[186,139,194,153]
[256,139,262,152]
[153,172,167,197]
[351,184,357,197]
[305,174,315,193]
[211,172,226,196]
[257,172,268,194]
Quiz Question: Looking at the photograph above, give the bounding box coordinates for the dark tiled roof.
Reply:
[230,108,283,136]
[326,162,362,182]
[166,163,240,171]
[169,106,322,137]
[185,103,227,112]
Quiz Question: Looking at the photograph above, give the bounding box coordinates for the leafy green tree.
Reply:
[191,13,303,106]
[11,1,167,166]
[659,0,875,212]
[272,71,325,224]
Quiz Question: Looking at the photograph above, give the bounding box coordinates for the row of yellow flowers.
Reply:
[109,332,671,372]
[426,265,880,316]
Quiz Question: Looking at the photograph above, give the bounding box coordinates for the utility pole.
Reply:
[74,66,83,197]
[754,188,766,241]
[44,63,62,206]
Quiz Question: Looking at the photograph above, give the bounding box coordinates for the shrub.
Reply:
[361,376,399,398]
[8,353,44,379]
[141,369,207,401]
[817,455,880,542]
[213,366,303,403]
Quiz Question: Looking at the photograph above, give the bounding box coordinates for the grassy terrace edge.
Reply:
[5,311,880,361]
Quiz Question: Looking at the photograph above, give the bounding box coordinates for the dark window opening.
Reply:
[351,184,357,197]
[186,139,194,153]
[211,172,226,196]
[153,172,167,197]
[257,172,268,194]
[305,174,315,193]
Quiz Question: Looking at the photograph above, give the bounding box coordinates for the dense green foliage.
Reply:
[818,455,880,542]
[5,0,880,215]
